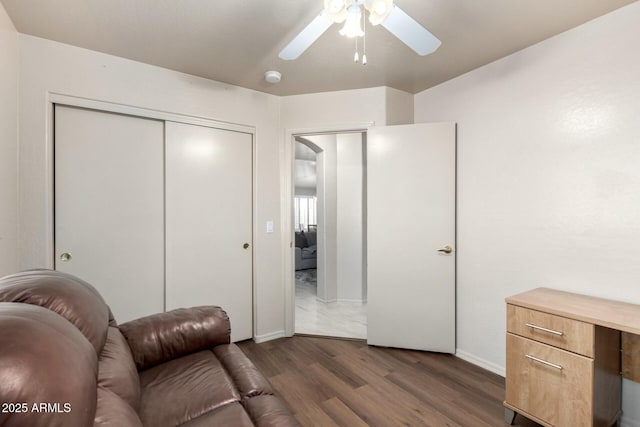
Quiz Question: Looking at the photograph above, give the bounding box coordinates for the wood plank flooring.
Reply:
[238,336,542,427]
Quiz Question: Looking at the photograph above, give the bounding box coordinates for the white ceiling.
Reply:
[2,0,636,96]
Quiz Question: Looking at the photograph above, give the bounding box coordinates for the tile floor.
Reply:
[294,269,367,339]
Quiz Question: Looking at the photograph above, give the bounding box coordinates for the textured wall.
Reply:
[0,3,18,277]
[415,3,640,425]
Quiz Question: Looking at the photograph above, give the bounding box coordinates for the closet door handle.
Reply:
[437,245,453,254]
[60,252,72,262]
[243,243,250,249]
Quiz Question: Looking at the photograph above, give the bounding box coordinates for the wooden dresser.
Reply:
[504,288,640,427]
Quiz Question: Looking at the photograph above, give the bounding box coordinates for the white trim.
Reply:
[48,92,255,134]
[282,123,374,337]
[254,330,286,343]
[455,350,506,377]
[289,124,374,137]
[251,132,258,342]
[45,101,55,269]
[337,298,366,303]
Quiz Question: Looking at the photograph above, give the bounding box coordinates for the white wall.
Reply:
[294,159,317,196]
[303,133,366,304]
[415,3,640,425]
[281,87,387,131]
[17,35,284,341]
[0,3,18,278]
[336,133,365,302]
[281,86,414,131]
[305,134,338,303]
[385,87,414,126]
[294,141,318,197]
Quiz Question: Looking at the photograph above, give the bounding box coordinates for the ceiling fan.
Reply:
[279,0,441,61]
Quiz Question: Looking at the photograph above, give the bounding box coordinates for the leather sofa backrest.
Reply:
[0,303,98,427]
[98,326,141,411]
[0,270,144,426]
[0,270,110,353]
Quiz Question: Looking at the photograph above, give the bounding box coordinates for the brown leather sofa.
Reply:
[0,269,300,427]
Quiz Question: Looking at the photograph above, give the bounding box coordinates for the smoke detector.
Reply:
[264,70,282,84]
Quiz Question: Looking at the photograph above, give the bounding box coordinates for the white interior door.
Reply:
[54,105,165,322]
[165,121,253,342]
[367,122,456,352]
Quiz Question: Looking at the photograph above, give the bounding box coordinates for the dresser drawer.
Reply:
[505,333,593,427]
[507,304,594,357]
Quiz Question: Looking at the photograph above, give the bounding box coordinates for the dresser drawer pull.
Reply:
[525,323,564,336]
[525,354,563,370]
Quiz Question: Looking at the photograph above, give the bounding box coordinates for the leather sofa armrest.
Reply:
[119,306,230,371]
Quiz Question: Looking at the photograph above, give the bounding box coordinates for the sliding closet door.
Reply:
[54,105,165,322]
[165,121,253,342]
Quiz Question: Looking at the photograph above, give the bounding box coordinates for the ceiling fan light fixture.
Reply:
[365,0,393,26]
[324,0,348,23]
[339,4,364,38]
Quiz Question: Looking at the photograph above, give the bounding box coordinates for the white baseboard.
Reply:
[455,349,505,377]
[316,297,337,304]
[253,330,286,343]
[337,298,365,303]
[621,415,640,427]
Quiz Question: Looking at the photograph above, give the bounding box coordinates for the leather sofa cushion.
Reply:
[244,395,303,427]
[0,303,97,427]
[120,306,230,371]
[213,344,274,400]
[94,387,143,427]
[108,307,118,327]
[138,350,240,426]
[98,326,141,411]
[179,403,255,427]
[0,270,109,353]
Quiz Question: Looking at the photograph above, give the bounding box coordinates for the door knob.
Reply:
[437,245,453,254]
[243,243,250,249]
[60,252,72,262]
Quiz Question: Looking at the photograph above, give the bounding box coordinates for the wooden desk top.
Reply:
[506,287,640,336]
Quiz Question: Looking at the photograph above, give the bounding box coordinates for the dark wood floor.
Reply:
[238,336,542,427]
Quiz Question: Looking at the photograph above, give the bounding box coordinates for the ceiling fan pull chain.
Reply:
[354,35,359,63]
[362,9,367,65]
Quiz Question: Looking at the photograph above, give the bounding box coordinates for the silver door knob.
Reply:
[437,245,453,254]
[60,252,72,262]
[243,243,250,249]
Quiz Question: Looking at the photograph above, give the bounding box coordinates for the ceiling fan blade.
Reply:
[279,11,332,60]
[381,5,441,56]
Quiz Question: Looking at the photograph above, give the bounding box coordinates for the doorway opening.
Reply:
[293,132,367,339]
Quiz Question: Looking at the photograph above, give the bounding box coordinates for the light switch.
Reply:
[266,221,274,233]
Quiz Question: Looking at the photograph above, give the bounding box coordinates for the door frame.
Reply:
[46,93,258,336]
[282,123,372,337]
